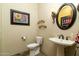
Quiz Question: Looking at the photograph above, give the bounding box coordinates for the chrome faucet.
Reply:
[58,34,64,39]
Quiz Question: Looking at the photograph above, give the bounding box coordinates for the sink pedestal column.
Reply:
[57,45,64,56]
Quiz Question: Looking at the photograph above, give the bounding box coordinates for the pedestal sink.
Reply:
[49,38,75,56]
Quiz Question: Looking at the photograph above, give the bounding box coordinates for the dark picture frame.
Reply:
[10,9,30,26]
[56,3,77,30]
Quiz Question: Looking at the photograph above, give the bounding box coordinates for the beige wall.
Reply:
[0,4,2,55]
[38,3,79,56]
[1,3,38,55]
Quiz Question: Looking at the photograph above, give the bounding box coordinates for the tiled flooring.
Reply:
[13,52,45,56]
[36,52,45,56]
[13,51,79,56]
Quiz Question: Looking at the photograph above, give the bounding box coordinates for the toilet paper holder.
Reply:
[21,36,26,41]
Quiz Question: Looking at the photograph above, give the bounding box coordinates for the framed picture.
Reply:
[10,9,30,25]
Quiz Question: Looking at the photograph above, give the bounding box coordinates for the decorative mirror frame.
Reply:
[56,3,77,30]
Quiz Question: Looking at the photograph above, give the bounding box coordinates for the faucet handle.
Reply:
[66,36,71,40]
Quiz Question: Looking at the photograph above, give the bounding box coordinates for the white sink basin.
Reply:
[49,38,75,46]
[49,37,76,56]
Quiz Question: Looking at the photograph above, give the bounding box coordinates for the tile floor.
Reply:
[13,52,45,56]
[36,52,46,56]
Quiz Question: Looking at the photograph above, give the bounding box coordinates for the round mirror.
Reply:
[56,3,77,30]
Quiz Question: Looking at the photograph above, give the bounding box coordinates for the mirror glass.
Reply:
[56,3,77,30]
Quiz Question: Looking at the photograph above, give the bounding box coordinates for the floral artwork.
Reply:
[10,9,30,25]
